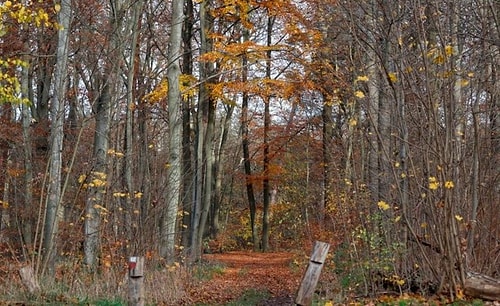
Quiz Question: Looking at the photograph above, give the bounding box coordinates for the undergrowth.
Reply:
[0,258,191,305]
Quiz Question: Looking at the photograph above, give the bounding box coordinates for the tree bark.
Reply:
[190,0,215,261]
[123,0,143,249]
[21,60,33,253]
[240,28,258,248]
[261,15,275,252]
[160,0,185,261]
[211,104,234,238]
[43,0,71,277]
[84,0,123,269]
[180,0,194,252]
[465,273,500,301]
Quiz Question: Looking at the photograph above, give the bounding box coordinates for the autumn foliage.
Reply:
[0,0,499,304]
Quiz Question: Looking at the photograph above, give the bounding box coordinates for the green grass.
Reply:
[76,298,125,306]
[193,261,226,281]
[224,289,270,306]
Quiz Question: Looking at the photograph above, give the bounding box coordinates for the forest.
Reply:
[0,0,499,305]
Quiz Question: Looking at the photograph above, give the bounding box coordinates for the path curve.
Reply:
[189,251,301,305]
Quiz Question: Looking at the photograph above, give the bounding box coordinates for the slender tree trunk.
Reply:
[84,0,123,269]
[160,0,185,261]
[123,0,143,249]
[261,15,275,252]
[181,0,194,251]
[211,105,234,238]
[84,82,112,269]
[21,60,33,252]
[240,28,258,248]
[365,0,380,204]
[198,98,216,244]
[452,0,466,287]
[0,105,12,243]
[322,101,333,224]
[137,102,151,228]
[190,0,214,260]
[43,0,71,277]
[191,97,205,260]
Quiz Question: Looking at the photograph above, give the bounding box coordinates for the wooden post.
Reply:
[128,256,145,306]
[296,241,330,306]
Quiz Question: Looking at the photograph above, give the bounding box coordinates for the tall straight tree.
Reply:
[180,0,195,251]
[190,0,216,261]
[84,0,124,269]
[42,0,72,277]
[122,0,144,247]
[240,28,258,248]
[160,0,185,261]
[261,15,275,252]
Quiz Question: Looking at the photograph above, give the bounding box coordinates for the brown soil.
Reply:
[188,251,302,305]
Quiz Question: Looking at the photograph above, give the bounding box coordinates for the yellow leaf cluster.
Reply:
[1,0,53,27]
[143,79,168,104]
[0,1,54,104]
[428,176,439,190]
[0,58,29,104]
[89,178,106,188]
[355,75,369,82]
[81,171,107,189]
[211,0,253,29]
[107,148,124,158]
[384,274,405,287]
[143,74,198,104]
[388,72,398,83]
[354,90,365,98]
[78,174,87,184]
[93,204,108,212]
[113,192,128,198]
[377,200,390,210]
[427,45,456,65]
[179,74,198,101]
[134,192,143,199]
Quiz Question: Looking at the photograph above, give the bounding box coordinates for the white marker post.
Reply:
[128,256,145,306]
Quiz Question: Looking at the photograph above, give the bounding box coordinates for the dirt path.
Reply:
[189,251,301,305]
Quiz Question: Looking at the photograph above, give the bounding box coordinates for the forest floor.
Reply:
[188,250,302,305]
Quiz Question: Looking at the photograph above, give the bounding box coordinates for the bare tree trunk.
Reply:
[84,0,123,269]
[181,0,194,251]
[198,98,215,249]
[190,0,215,260]
[261,15,275,252]
[84,82,111,269]
[451,0,466,288]
[43,0,71,277]
[160,0,184,261]
[240,28,258,248]
[322,100,333,225]
[211,105,234,238]
[191,99,205,261]
[123,0,143,250]
[21,61,33,252]
[365,0,380,204]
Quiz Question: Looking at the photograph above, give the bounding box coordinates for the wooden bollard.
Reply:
[128,256,145,306]
[295,241,330,306]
